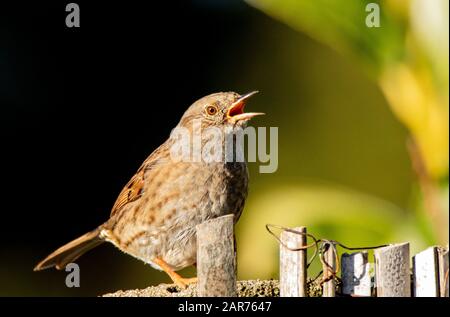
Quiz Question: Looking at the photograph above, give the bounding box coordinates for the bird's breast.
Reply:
[107,160,248,269]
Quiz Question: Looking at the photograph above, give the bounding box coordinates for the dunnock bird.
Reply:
[34,91,263,288]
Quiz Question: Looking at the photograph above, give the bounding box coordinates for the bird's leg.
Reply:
[153,258,197,289]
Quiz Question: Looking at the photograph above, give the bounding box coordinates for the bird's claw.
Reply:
[173,276,197,289]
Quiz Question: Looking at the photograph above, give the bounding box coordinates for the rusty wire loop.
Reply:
[319,240,340,284]
[265,224,320,268]
[266,224,390,285]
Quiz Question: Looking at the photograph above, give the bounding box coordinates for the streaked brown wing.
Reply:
[110,166,145,217]
[109,144,167,217]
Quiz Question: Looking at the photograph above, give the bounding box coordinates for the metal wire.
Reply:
[266,224,390,285]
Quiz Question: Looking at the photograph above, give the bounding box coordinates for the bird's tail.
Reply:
[34,228,104,271]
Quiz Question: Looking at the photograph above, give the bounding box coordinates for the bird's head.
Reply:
[179,91,263,130]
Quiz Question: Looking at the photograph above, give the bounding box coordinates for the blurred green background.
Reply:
[1,0,448,295]
[237,0,449,280]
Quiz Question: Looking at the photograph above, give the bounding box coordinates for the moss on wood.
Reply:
[103,278,340,297]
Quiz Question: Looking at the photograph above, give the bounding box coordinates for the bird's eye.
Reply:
[206,105,218,116]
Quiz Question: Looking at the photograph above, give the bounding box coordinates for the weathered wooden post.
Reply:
[341,251,371,297]
[196,214,236,297]
[438,247,449,297]
[374,243,411,297]
[322,243,336,297]
[279,226,307,297]
[413,247,439,297]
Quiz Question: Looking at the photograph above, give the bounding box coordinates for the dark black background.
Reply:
[0,0,265,295]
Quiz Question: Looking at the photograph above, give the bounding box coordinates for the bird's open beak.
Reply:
[226,91,264,123]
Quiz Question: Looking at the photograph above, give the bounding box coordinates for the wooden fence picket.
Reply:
[279,226,307,297]
[196,214,236,297]
[322,243,337,297]
[374,243,411,297]
[413,247,439,297]
[438,247,449,297]
[341,251,371,297]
